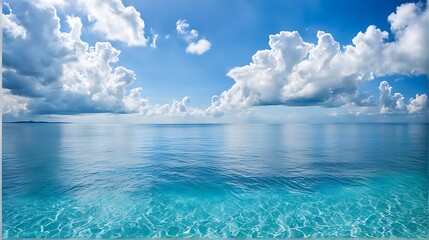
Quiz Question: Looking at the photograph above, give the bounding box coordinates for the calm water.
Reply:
[2,123,428,238]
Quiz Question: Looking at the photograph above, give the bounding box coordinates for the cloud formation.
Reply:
[176,19,211,55]
[3,1,69,99]
[379,81,427,114]
[1,1,195,117]
[186,39,211,55]
[60,16,139,113]
[1,89,29,117]
[2,1,427,119]
[79,0,147,46]
[150,29,159,48]
[2,3,27,39]
[207,2,428,115]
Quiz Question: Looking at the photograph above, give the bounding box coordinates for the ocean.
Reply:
[2,123,428,238]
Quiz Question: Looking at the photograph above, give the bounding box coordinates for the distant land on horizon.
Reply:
[3,121,70,124]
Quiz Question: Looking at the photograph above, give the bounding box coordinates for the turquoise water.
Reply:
[2,123,428,238]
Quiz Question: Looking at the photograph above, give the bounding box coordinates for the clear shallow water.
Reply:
[2,123,428,238]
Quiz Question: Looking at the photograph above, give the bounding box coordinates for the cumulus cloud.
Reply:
[122,87,149,113]
[60,20,140,113]
[1,1,197,117]
[78,0,147,46]
[2,1,427,119]
[1,89,29,117]
[2,3,27,39]
[379,81,427,114]
[176,19,198,42]
[207,2,428,116]
[186,39,211,55]
[379,81,408,114]
[123,96,204,117]
[205,95,224,117]
[34,0,67,8]
[408,94,428,113]
[3,2,135,113]
[2,2,143,114]
[176,19,211,55]
[2,1,69,99]
[148,97,205,117]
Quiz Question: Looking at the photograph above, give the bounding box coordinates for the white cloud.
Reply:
[379,81,407,114]
[379,81,427,114]
[176,19,198,42]
[205,95,224,117]
[61,27,139,112]
[171,96,190,113]
[123,96,204,117]
[186,38,211,55]
[34,0,67,8]
[176,19,211,55]
[1,1,199,117]
[79,0,147,46]
[2,1,427,120]
[123,87,149,113]
[2,1,69,99]
[207,2,428,116]
[1,89,29,117]
[2,4,27,39]
[383,3,428,75]
[150,32,158,48]
[149,97,205,117]
[408,94,428,114]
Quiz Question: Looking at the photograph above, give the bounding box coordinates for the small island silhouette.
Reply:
[5,121,69,124]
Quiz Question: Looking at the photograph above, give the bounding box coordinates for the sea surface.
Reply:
[2,123,428,238]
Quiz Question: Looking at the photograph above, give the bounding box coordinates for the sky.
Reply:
[2,0,428,123]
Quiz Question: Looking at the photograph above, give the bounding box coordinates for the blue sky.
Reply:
[2,0,428,122]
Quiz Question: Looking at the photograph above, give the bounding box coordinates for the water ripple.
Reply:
[2,123,428,238]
